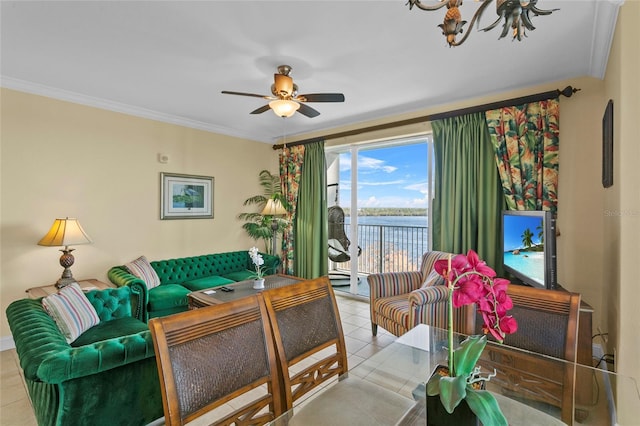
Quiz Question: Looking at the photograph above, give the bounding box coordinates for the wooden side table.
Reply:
[26,279,115,299]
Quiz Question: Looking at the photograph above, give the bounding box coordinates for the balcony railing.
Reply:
[331,223,428,275]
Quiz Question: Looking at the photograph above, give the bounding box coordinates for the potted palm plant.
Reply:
[238,170,288,254]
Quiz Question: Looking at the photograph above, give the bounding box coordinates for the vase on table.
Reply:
[253,278,265,289]
[426,365,481,426]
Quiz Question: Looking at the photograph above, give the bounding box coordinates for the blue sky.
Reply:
[503,214,544,251]
[338,143,429,208]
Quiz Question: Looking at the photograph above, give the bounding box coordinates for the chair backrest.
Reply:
[475,284,581,424]
[418,250,455,282]
[476,284,581,361]
[261,276,348,409]
[148,295,283,425]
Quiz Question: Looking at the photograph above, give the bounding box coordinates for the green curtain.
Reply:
[485,99,560,212]
[293,141,328,279]
[279,145,305,275]
[431,113,504,270]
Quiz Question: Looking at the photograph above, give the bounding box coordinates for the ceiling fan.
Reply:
[221,65,345,118]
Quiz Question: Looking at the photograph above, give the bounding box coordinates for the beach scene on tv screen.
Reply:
[503,215,545,286]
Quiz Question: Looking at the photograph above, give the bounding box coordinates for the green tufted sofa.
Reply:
[6,286,163,426]
[107,250,280,321]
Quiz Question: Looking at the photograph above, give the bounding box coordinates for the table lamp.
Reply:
[261,198,287,255]
[38,217,93,289]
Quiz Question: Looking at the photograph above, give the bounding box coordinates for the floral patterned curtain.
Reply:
[485,99,560,212]
[278,145,305,275]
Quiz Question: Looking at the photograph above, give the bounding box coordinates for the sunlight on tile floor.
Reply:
[0,293,386,426]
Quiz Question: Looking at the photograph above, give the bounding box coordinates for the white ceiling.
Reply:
[0,1,622,144]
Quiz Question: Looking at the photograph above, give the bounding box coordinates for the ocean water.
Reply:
[345,216,428,227]
[340,216,429,270]
[503,251,544,286]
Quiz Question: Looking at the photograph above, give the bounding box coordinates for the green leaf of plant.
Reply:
[465,389,508,426]
[426,373,442,396]
[239,169,288,253]
[438,376,467,414]
[453,335,487,377]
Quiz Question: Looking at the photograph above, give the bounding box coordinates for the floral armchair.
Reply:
[367,251,475,337]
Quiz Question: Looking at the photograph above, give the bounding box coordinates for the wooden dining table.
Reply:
[269,323,637,425]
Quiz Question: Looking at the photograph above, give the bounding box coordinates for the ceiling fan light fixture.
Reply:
[222,65,343,118]
[273,74,294,97]
[269,99,300,118]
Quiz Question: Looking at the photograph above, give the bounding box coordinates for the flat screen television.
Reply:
[502,210,557,290]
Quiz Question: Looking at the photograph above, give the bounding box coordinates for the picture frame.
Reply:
[602,99,614,188]
[160,172,214,219]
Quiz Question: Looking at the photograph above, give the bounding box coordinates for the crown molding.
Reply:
[0,76,270,143]
[589,0,624,79]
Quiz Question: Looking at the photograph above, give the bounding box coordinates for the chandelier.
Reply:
[407,0,558,47]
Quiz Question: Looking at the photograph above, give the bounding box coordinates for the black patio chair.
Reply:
[328,205,361,281]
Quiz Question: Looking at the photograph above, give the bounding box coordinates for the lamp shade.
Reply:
[268,99,300,118]
[261,199,287,216]
[38,218,93,247]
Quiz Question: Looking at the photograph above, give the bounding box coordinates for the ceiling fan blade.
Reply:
[297,93,345,103]
[297,103,321,118]
[250,104,272,115]
[221,90,271,99]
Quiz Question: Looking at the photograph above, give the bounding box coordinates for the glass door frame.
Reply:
[326,133,434,296]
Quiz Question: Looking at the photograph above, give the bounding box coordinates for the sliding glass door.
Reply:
[326,135,433,296]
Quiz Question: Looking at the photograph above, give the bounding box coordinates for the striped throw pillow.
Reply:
[42,282,100,343]
[124,255,161,289]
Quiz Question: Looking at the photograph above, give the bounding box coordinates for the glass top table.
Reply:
[187,274,303,307]
[270,323,639,425]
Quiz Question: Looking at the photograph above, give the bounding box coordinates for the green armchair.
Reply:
[6,286,163,426]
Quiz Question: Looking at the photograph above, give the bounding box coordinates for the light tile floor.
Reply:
[0,292,391,426]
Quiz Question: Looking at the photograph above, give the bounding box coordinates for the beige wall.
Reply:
[604,0,640,414]
[1,89,278,338]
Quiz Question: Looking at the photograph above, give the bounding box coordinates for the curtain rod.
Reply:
[272,85,580,150]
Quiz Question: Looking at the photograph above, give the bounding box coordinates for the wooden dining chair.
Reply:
[475,284,581,425]
[148,295,283,426]
[261,276,415,425]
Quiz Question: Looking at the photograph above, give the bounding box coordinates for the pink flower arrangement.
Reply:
[426,249,518,425]
[434,249,518,342]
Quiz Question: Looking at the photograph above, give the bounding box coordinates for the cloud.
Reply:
[338,153,397,173]
[359,156,397,173]
[360,180,406,186]
[404,181,428,194]
[359,196,382,207]
[358,195,428,208]
[332,149,428,208]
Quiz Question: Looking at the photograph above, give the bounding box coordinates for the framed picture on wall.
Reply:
[602,99,614,188]
[160,172,214,219]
